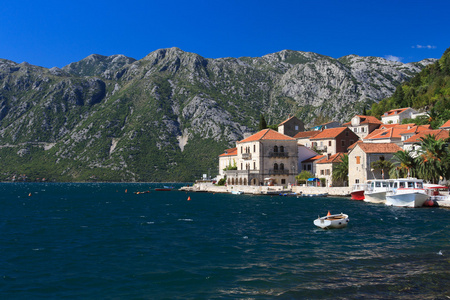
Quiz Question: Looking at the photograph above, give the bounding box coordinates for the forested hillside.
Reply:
[369,47,450,128]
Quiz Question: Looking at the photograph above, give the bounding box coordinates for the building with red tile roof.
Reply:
[220,129,298,186]
[343,115,382,139]
[381,107,424,125]
[402,129,450,153]
[316,153,347,187]
[348,141,402,186]
[309,127,359,155]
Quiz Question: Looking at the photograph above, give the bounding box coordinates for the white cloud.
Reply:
[385,55,402,62]
[412,45,437,49]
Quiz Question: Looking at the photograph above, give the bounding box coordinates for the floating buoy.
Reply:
[327,211,331,216]
[187,196,191,201]
[125,189,127,193]
[28,193,32,197]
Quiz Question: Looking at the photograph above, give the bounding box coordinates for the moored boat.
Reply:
[350,183,366,200]
[364,179,392,204]
[314,212,349,229]
[155,186,173,191]
[231,190,244,195]
[385,178,428,208]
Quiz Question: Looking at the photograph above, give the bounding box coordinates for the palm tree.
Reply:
[389,150,416,178]
[332,154,348,186]
[371,158,393,179]
[415,134,450,183]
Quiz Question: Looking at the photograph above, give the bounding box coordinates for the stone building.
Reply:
[221,129,298,186]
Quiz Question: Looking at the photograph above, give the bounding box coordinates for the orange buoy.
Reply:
[28,193,32,197]
[187,196,191,201]
[125,189,127,193]
[327,211,331,216]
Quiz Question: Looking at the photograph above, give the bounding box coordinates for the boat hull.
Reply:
[351,190,365,200]
[385,191,428,207]
[314,214,349,229]
[364,191,387,204]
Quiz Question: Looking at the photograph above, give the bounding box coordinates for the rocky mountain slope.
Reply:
[0,48,435,181]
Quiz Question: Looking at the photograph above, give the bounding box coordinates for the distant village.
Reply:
[217,108,450,188]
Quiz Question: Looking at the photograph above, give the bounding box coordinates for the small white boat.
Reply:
[385,178,428,208]
[314,212,349,229]
[231,190,244,195]
[364,179,392,204]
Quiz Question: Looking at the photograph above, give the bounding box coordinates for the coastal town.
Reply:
[182,107,450,207]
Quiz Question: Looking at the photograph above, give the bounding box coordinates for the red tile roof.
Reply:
[317,153,346,164]
[302,155,325,163]
[383,107,410,117]
[403,129,450,144]
[364,124,422,140]
[343,115,383,126]
[237,129,295,143]
[310,127,349,140]
[400,125,431,135]
[219,147,237,157]
[294,130,319,139]
[353,141,402,153]
[440,120,450,129]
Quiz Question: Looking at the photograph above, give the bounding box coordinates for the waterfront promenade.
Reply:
[180,181,351,196]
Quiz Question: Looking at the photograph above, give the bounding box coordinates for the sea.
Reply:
[0,182,449,299]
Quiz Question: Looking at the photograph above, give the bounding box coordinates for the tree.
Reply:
[389,150,416,178]
[259,114,267,131]
[371,158,393,179]
[332,154,348,185]
[296,170,313,185]
[415,134,450,183]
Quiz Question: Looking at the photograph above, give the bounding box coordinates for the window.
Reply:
[356,156,361,164]
[341,140,345,147]
[280,146,284,153]
[274,163,278,170]
[253,145,256,152]
[326,169,330,175]
[320,170,324,175]
[281,179,286,184]
[253,162,256,169]
[355,179,360,184]
[274,146,278,153]
[241,163,243,170]
[280,163,284,170]
[328,141,332,146]
[295,125,299,130]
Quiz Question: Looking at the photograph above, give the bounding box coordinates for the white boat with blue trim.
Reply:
[385,178,428,208]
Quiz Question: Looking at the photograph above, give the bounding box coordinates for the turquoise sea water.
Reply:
[0,182,449,299]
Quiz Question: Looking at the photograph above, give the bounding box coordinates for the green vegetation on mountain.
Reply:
[0,48,435,182]
[369,47,450,128]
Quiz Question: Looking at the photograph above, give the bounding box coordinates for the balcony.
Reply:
[269,152,289,158]
[268,169,290,175]
[242,153,252,160]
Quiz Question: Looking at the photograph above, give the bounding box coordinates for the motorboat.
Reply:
[385,178,428,208]
[231,190,244,195]
[364,179,392,204]
[350,183,366,200]
[314,212,349,229]
[424,184,450,207]
[155,186,173,191]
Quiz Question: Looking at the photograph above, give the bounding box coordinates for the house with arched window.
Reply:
[220,129,298,186]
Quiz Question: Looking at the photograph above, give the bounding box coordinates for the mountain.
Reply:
[0,48,435,182]
[369,47,450,128]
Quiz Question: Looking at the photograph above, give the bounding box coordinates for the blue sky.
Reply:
[1,0,448,68]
